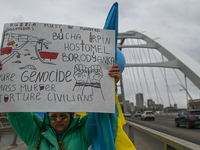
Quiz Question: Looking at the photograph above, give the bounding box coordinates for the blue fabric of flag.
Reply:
[88,2,135,150]
[88,2,119,150]
[36,112,45,118]
[88,104,118,150]
[103,2,118,61]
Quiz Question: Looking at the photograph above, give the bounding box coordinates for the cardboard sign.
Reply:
[0,22,115,113]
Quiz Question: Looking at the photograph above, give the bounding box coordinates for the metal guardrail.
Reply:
[1,113,199,150]
[0,116,22,150]
[125,120,200,150]
[0,127,22,150]
[155,112,178,118]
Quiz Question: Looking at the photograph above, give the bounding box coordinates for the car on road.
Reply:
[141,111,155,121]
[175,109,200,129]
[124,112,131,117]
[134,111,142,117]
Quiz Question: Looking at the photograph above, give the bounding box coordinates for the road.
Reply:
[126,116,200,145]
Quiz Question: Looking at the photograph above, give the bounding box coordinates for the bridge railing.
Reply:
[1,113,200,150]
[0,116,22,150]
[124,120,200,150]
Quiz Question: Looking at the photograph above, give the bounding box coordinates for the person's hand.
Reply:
[0,60,2,70]
[88,65,103,84]
[108,64,121,83]
[73,64,88,84]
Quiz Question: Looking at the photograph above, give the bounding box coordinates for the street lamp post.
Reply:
[179,88,188,109]
[179,84,196,109]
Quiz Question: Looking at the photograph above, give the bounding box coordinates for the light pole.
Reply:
[120,74,127,113]
[179,88,188,109]
[179,84,196,109]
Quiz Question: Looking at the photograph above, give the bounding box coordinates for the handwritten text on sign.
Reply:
[0,22,115,112]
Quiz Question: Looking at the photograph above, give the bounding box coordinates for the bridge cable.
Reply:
[161,55,171,106]
[123,59,136,99]
[137,40,154,100]
[129,39,147,107]
[125,40,139,93]
[126,50,137,96]
[151,50,176,105]
[149,49,172,105]
[126,48,138,96]
[130,38,163,108]
[121,45,138,104]
[173,69,186,90]
[138,44,163,106]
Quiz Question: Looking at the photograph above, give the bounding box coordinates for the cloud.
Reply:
[0,0,199,109]
[11,15,24,22]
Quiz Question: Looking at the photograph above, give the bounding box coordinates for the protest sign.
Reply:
[0,22,115,112]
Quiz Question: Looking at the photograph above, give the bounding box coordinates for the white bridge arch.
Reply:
[118,30,200,89]
[117,30,200,110]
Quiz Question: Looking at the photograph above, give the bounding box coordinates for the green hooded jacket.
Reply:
[6,112,92,150]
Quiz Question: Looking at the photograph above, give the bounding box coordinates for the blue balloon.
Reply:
[116,49,126,73]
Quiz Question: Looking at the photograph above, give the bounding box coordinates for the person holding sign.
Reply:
[0,60,123,150]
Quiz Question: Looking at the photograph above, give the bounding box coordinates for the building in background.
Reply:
[147,99,153,110]
[189,99,200,109]
[155,104,164,111]
[125,100,130,112]
[147,99,164,111]
[174,103,178,109]
[136,93,144,111]
[117,94,124,112]
[129,102,134,112]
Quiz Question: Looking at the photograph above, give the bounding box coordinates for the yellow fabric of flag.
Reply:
[75,112,87,119]
[114,92,136,150]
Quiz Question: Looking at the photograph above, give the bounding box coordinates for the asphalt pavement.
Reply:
[2,141,144,150]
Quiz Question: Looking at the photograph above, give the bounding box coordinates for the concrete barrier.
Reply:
[155,114,176,119]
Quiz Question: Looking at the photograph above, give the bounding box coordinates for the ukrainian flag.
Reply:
[88,2,136,150]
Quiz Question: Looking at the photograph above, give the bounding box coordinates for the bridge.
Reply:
[1,30,200,150]
[117,30,200,111]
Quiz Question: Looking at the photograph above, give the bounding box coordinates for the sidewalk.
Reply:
[2,142,144,150]
[1,142,28,150]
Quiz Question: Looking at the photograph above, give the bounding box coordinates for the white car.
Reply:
[134,111,141,117]
[141,111,155,121]
[124,112,131,117]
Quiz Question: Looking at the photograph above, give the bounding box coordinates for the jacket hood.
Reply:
[39,113,89,140]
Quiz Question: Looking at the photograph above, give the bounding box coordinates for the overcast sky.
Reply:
[0,0,200,109]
